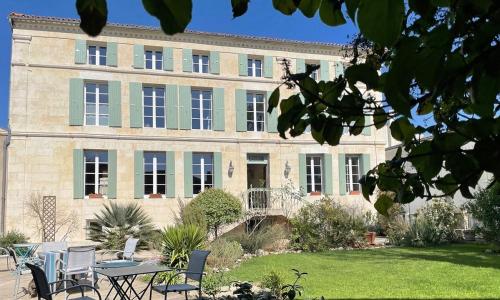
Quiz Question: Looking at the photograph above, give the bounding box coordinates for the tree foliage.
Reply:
[74,0,499,215]
[465,182,500,245]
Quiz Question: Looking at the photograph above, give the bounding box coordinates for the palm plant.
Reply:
[161,224,205,268]
[89,202,155,250]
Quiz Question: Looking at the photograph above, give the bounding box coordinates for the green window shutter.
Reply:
[166,151,176,198]
[182,49,193,72]
[69,78,84,126]
[74,39,87,64]
[129,82,143,128]
[238,53,248,76]
[178,86,192,129]
[362,116,372,136]
[133,45,144,69]
[295,58,305,73]
[73,149,84,199]
[107,150,117,199]
[163,47,174,71]
[338,154,346,195]
[235,89,247,132]
[264,56,273,78]
[213,88,225,131]
[108,81,122,127]
[210,51,220,75]
[214,152,222,189]
[166,84,178,129]
[267,90,278,133]
[323,154,333,195]
[106,42,118,67]
[334,61,344,78]
[298,154,307,195]
[134,150,144,199]
[320,60,330,81]
[362,154,371,175]
[184,152,193,198]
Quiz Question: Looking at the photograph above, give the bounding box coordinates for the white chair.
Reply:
[99,238,139,262]
[58,246,96,298]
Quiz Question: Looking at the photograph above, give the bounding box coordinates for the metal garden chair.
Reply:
[98,237,139,262]
[58,246,96,298]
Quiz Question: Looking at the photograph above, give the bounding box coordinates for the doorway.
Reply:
[247,154,269,209]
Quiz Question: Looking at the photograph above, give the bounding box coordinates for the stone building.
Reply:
[5,13,387,241]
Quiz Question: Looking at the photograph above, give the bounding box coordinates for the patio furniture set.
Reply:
[2,239,210,300]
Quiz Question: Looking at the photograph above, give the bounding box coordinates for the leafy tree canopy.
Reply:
[75,0,499,215]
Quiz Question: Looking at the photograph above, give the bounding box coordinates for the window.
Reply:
[191,89,212,130]
[85,82,108,126]
[144,152,166,196]
[247,58,262,77]
[345,155,361,193]
[84,150,108,196]
[88,45,106,65]
[143,86,165,128]
[192,153,213,195]
[306,63,319,81]
[145,50,163,70]
[85,219,101,239]
[306,155,323,193]
[193,54,209,73]
[246,92,265,132]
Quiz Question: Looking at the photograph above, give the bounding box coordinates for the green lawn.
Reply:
[228,244,500,299]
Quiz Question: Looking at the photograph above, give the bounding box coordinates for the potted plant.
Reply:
[149,193,162,199]
[89,193,103,199]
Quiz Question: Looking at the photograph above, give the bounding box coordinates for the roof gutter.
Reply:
[1,127,11,235]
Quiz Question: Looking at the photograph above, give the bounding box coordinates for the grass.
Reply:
[228,243,500,299]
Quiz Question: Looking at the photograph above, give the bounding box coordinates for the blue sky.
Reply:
[0,0,357,129]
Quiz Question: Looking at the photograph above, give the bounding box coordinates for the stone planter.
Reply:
[365,231,376,245]
[89,193,103,199]
[148,193,163,199]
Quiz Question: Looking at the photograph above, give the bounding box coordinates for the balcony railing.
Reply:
[244,187,304,217]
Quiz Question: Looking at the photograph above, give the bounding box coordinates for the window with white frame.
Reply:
[192,153,213,194]
[345,155,361,193]
[145,50,163,70]
[306,155,323,193]
[143,86,166,128]
[246,92,266,131]
[193,54,209,73]
[306,63,319,81]
[191,89,212,130]
[88,45,107,65]
[85,219,101,240]
[84,150,108,196]
[144,152,166,196]
[247,58,262,77]
[85,82,108,126]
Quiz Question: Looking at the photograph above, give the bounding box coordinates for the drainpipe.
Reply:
[1,127,11,235]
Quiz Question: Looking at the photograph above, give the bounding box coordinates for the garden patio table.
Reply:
[94,262,171,300]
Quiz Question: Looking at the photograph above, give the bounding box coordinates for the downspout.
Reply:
[1,127,11,235]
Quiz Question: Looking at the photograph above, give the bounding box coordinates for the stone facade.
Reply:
[6,14,387,241]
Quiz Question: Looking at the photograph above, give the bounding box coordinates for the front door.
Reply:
[247,154,269,209]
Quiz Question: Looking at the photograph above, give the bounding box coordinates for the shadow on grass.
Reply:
[315,243,500,270]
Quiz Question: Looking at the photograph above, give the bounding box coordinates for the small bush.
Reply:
[183,189,242,238]
[161,224,206,268]
[226,224,289,254]
[207,238,243,269]
[465,182,500,245]
[377,202,409,245]
[202,271,231,299]
[0,230,28,248]
[290,197,366,251]
[261,270,285,299]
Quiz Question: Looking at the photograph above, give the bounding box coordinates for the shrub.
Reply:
[290,197,366,251]
[377,202,409,245]
[161,224,206,268]
[207,238,243,269]
[0,230,28,248]
[465,182,500,245]
[226,224,288,254]
[183,189,242,238]
[261,270,285,299]
[202,271,231,299]
[89,202,155,250]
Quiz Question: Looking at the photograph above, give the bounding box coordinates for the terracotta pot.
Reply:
[350,191,361,195]
[310,191,321,196]
[365,231,376,245]
[149,193,163,199]
[89,193,103,199]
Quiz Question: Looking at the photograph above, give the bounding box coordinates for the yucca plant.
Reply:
[161,224,206,268]
[89,202,155,250]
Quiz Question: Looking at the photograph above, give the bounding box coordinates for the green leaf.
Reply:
[76,0,108,36]
[471,74,498,118]
[390,117,416,143]
[432,132,467,152]
[344,63,379,89]
[298,0,320,17]
[360,174,376,200]
[374,194,394,216]
[142,0,192,35]
[407,141,442,181]
[357,0,404,46]
[373,108,388,129]
[267,88,280,113]
[319,0,346,26]
[345,0,360,21]
[231,0,250,18]
[323,118,343,145]
[349,116,365,135]
[273,0,299,15]
[435,174,458,196]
